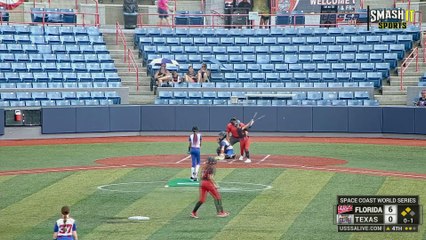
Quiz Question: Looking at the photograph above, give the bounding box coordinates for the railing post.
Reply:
[416,47,419,72]
[115,22,118,45]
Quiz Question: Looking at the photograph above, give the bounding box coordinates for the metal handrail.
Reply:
[116,21,140,91]
[400,47,418,91]
[127,48,140,91]
[115,22,127,63]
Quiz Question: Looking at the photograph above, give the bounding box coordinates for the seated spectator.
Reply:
[197,63,210,83]
[154,63,171,87]
[171,71,183,84]
[416,89,426,106]
[185,66,198,82]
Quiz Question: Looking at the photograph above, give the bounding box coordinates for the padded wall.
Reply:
[76,107,110,133]
[109,105,141,132]
[140,106,175,131]
[42,107,77,134]
[348,107,382,133]
[313,107,348,132]
[0,109,4,135]
[175,106,210,131]
[40,106,426,135]
[277,107,313,132]
[414,108,426,134]
[382,107,415,134]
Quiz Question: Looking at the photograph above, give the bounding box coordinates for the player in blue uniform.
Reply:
[53,206,78,240]
[216,131,236,160]
[188,126,202,181]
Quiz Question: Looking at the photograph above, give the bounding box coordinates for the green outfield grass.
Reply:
[0,141,425,240]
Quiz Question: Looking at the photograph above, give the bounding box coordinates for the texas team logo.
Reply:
[0,0,24,10]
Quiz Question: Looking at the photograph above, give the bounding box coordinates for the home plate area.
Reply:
[96,154,348,169]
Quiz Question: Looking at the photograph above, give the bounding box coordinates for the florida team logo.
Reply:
[337,205,353,214]
[0,0,24,10]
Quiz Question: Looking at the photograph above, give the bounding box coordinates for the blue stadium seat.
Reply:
[274,63,288,73]
[336,36,350,45]
[397,34,413,49]
[346,63,360,72]
[284,45,298,54]
[340,53,355,62]
[347,100,363,106]
[32,82,48,88]
[224,73,238,82]
[229,82,243,88]
[336,72,351,82]
[229,55,243,63]
[351,72,367,82]
[14,54,30,62]
[296,45,314,54]
[357,44,373,53]
[331,99,346,106]
[202,91,217,99]
[350,35,365,44]
[255,46,269,54]
[321,36,335,45]
[383,53,398,68]
[389,44,405,59]
[369,53,383,63]
[316,63,331,72]
[366,72,383,88]
[297,54,311,63]
[247,63,260,72]
[63,72,77,82]
[340,46,357,54]
[308,72,322,82]
[238,72,251,82]
[362,99,379,106]
[327,45,342,54]
[375,62,390,78]
[292,73,306,82]
[360,63,375,72]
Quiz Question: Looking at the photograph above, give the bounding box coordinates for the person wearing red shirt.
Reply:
[236,119,254,163]
[191,156,229,218]
[226,117,241,147]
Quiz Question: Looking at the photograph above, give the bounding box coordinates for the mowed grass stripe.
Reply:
[213,169,334,240]
[0,169,132,240]
[18,168,182,239]
[83,168,236,240]
[349,178,426,240]
[150,168,285,240]
[282,174,386,240]
[0,172,73,211]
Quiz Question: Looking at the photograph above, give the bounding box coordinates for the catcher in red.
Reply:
[191,156,229,218]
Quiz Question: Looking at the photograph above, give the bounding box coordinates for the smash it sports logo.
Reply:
[370,8,415,29]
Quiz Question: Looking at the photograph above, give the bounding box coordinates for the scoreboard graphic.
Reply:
[335,196,422,232]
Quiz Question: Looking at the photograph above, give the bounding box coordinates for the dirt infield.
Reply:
[1,154,425,179]
[1,136,425,179]
[95,154,348,168]
[1,136,426,147]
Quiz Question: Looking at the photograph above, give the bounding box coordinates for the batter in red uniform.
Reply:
[236,119,254,163]
[226,117,241,146]
[191,156,229,218]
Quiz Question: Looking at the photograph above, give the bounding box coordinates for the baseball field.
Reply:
[0,136,425,240]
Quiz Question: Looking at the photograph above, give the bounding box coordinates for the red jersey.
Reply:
[226,122,246,138]
[201,165,215,181]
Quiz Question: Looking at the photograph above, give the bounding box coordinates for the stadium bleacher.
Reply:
[134,25,419,106]
[0,25,121,107]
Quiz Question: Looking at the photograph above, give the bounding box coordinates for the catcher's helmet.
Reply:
[218,131,227,139]
[192,126,199,132]
[230,117,237,122]
[207,156,217,164]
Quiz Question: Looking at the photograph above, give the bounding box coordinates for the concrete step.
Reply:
[389,80,418,86]
[375,94,407,105]
[128,94,156,104]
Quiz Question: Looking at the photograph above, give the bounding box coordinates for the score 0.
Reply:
[384,205,398,224]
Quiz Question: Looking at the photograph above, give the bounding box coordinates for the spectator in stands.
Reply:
[157,0,173,26]
[171,71,183,84]
[185,66,198,82]
[253,0,271,28]
[155,63,172,87]
[237,0,252,27]
[197,63,210,83]
[416,89,426,106]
